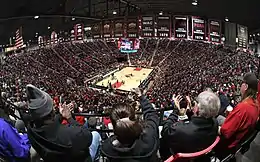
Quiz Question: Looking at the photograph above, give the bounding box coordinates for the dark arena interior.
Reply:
[1,0,260,162]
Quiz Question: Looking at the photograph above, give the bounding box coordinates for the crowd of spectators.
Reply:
[0,39,260,162]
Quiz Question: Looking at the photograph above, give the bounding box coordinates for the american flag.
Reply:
[15,27,24,49]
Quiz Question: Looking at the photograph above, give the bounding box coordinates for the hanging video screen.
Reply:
[118,38,140,53]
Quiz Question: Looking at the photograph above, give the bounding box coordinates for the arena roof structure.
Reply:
[0,0,259,44]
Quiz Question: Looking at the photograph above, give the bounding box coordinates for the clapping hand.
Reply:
[59,102,73,120]
[172,94,186,116]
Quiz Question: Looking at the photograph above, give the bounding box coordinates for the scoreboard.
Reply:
[157,16,171,37]
[142,16,155,37]
[192,16,206,40]
[209,20,221,43]
[174,16,188,39]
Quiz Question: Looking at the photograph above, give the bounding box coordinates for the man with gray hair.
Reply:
[160,91,220,160]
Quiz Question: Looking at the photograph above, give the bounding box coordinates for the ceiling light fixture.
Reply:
[48,26,51,29]
[159,11,163,15]
[225,17,229,22]
[257,33,260,36]
[113,11,117,15]
[34,16,39,19]
[72,17,75,21]
[192,0,198,6]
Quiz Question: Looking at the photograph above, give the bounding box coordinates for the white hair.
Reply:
[197,91,220,118]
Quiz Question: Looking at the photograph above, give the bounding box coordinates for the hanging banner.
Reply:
[92,23,102,39]
[192,16,206,40]
[157,15,171,37]
[237,25,248,48]
[141,16,154,37]
[75,24,84,40]
[114,18,125,38]
[103,20,112,38]
[127,17,138,38]
[209,20,221,43]
[174,16,188,39]
[51,31,58,44]
[70,28,75,41]
[38,36,44,46]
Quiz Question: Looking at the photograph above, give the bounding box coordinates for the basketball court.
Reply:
[96,67,153,91]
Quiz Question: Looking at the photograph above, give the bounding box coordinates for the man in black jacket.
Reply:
[26,84,101,162]
[101,88,160,162]
[160,91,220,160]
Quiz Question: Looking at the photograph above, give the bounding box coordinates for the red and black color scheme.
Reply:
[192,16,206,40]
[113,18,125,38]
[208,20,221,43]
[157,15,171,38]
[103,20,112,38]
[141,16,155,37]
[126,17,138,38]
[174,16,188,39]
[15,27,24,49]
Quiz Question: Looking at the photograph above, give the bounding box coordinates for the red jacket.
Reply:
[221,98,259,148]
[62,116,85,126]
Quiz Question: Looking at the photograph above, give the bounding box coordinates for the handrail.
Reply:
[165,136,221,162]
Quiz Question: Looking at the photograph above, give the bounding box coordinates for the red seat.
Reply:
[164,136,220,162]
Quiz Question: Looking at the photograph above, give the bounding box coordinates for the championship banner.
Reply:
[103,20,112,38]
[51,31,58,44]
[38,36,44,46]
[174,16,188,39]
[92,23,102,39]
[127,17,138,38]
[192,16,206,40]
[70,28,75,41]
[157,16,171,37]
[75,24,84,40]
[114,18,125,38]
[141,16,154,37]
[208,20,221,43]
[237,25,248,48]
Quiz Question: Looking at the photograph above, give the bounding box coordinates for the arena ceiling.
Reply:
[0,0,259,45]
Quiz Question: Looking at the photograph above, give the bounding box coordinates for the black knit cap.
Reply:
[243,72,258,91]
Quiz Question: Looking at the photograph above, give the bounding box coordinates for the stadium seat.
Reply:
[164,136,220,162]
[221,129,259,162]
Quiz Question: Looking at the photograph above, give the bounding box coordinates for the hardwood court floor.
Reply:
[96,67,153,91]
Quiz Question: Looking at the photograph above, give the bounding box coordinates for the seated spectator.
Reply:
[26,84,101,162]
[160,91,220,160]
[217,73,260,159]
[0,118,30,162]
[101,88,160,162]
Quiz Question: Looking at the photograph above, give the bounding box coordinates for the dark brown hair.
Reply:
[110,103,144,145]
[242,87,257,100]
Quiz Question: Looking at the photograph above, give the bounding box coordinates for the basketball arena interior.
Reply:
[0,0,260,162]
